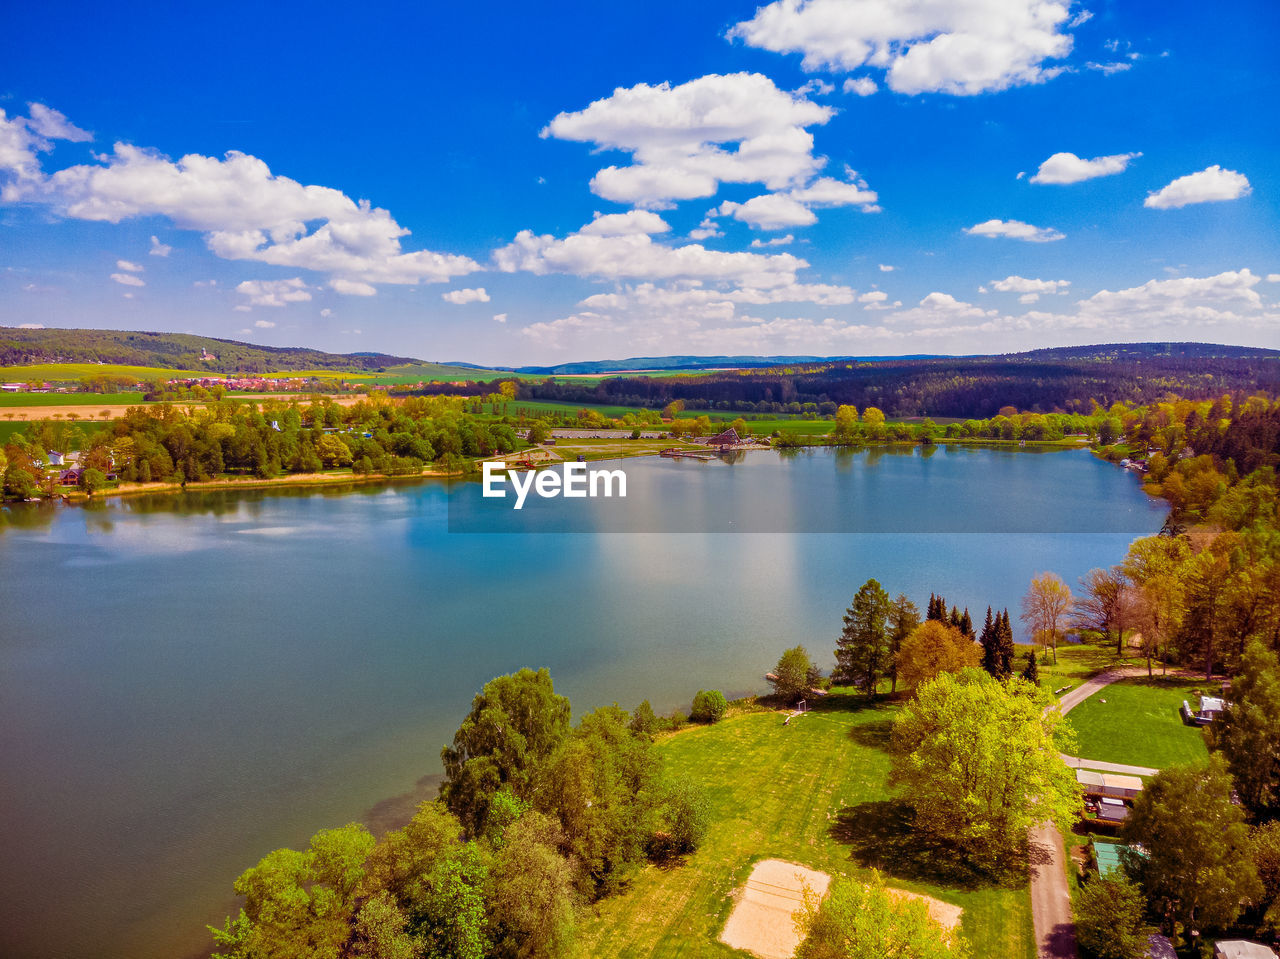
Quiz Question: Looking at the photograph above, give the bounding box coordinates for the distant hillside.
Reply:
[0,327,420,374]
[513,354,945,375]
[1016,342,1280,362]
[519,342,1280,418]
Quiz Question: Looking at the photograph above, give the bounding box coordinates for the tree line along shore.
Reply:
[2,388,1276,504]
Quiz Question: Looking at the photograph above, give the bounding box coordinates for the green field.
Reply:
[1065,676,1212,769]
[0,392,145,407]
[367,363,534,384]
[0,363,227,382]
[580,696,1034,959]
[0,422,30,443]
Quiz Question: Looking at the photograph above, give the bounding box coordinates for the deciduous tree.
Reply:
[895,620,981,691]
[796,872,972,959]
[1074,875,1152,959]
[771,645,814,700]
[690,689,727,724]
[889,670,1076,871]
[441,668,571,837]
[1123,755,1260,935]
[1021,572,1072,664]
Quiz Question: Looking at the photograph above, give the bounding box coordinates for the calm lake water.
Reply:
[0,447,1166,959]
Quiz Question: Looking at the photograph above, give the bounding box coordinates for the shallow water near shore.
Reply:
[0,446,1166,959]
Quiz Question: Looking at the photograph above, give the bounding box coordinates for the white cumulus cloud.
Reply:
[26,104,92,142]
[1,109,480,293]
[254,320,276,329]
[1144,165,1252,209]
[843,77,878,96]
[713,172,879,230]
[493,313,508,323]
[965,219,1065,242]
[992,275,1071,294]
[1030,151,1141,184]
[493,213,812,289]
[116,259,144,272]
[149,235,171,256]
[110,272,145,287]
[441,287,491,305]
[541,72,834,207]
[751,234,795,248]
[329,278,377,296]
[0,104,92,198]
[578,210,671,236]
[728,0,1078,96]
[236,277,311,307]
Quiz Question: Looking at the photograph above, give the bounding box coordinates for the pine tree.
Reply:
[886,594,922,695]
[998,610,1016,679]
[835,579,892,695]
[1021,648,1039,684]
[959,607,974,640]
[980,607,999,677]
[928,594,948,622]
[949,605,961,631]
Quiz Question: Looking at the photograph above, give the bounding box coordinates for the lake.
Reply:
[0,446,1166,959]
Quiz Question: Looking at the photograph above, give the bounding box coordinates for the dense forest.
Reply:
[514,344,1280,419]
[0,327,417,373]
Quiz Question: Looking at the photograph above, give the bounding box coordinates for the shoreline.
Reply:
[5,437,1121,508]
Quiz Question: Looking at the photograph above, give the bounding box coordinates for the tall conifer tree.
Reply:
[980,607,1000,677]
[836,579,892,695]
[998,610,1016,679]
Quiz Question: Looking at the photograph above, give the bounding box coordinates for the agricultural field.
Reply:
[0,363,218,383]
[0,421,30,444]
[1065,676,1211,768]
[365,363,528,384]
[580,695,1034,959]
[0,392,145,407]
[490,399,658,419]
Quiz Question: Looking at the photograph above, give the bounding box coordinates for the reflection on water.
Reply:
[0,449,1165,959]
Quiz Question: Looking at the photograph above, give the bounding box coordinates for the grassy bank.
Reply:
[580,695,1034,959]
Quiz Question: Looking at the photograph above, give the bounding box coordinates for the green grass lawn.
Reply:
[1065,676,1211,769]
[580,695,1033,959]
[1019,642,1136,695]
[0,391,145,407]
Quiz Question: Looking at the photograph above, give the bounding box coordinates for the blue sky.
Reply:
[2,0,1277,365]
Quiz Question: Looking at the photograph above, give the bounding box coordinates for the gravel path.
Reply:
[1030,664,1162,959]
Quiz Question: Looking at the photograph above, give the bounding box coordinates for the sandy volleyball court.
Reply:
[719,860,831,959]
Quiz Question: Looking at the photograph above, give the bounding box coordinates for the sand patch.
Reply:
[718,859,964,959]
[720,859,830,959]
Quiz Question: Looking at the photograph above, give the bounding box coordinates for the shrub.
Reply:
[690,690,727,724]
[648,778,710,860]
[629,700,658,736]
